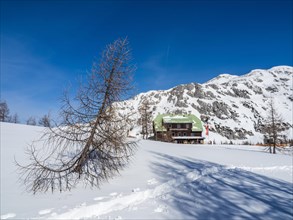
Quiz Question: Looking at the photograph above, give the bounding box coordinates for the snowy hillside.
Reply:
[123,66,293,144]
[1,122,293,219]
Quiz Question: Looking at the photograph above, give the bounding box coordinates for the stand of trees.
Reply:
[38,114,51,127]
[26,116,37,126]
[0,101,20,124]
[0,101,10,122]
[16,37,137,194]
[26,114,51,127]
[0,101,51,127]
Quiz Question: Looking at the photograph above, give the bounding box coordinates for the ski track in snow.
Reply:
[52,190,152,219]
[48,163,293,219]
[49,166,227,219]
[228,165,293,172]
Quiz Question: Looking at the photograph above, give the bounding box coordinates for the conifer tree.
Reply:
[138,99,152,139]
[263,99,287,154]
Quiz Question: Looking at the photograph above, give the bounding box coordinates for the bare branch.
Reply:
[16,37,137,193]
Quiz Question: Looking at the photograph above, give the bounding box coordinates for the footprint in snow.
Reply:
[78,202,87,207]
[93,196,105,201]
[154,206,167,213]
[39,208,53,215]
[109,192,118,196]
[147,178,158,185]
[186,170,200,181]
[132,188,140,192]
[202,176,216,184]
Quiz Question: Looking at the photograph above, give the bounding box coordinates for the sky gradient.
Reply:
[1,0,292,122]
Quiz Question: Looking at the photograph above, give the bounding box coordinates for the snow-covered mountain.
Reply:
[123,66,293,143]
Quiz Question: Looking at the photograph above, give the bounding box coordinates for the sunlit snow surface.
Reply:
[1,122,292,219]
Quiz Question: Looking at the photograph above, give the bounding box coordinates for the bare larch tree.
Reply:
[0,100,10,122]
[38,114,51,127]
[263,99,287,154]
[10,113,20,124]
[27,116,37,126]
[16,38,137,193]
[138,99,152,139]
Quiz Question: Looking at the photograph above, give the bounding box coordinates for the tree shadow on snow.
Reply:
[149,152,293,220]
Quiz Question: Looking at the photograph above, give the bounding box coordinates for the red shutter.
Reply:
[205,124,209,136]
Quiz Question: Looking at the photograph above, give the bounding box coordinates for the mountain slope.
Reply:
[123,66,293,143]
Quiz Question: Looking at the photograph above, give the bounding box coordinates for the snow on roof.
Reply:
[153,114,203,132]
[162,115,193,123]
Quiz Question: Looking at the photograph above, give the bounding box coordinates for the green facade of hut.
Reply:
[153,114,204,144]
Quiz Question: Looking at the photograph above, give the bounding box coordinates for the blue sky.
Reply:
[1,0,292,122]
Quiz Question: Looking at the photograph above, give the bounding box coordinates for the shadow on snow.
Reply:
[149,152,293,219]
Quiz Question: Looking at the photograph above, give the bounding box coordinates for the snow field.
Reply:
[1,123,293,219]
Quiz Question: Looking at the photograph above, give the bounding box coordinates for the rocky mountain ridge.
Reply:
[122,66,293,143]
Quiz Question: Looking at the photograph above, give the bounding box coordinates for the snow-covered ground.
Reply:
[1,122,293,219]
